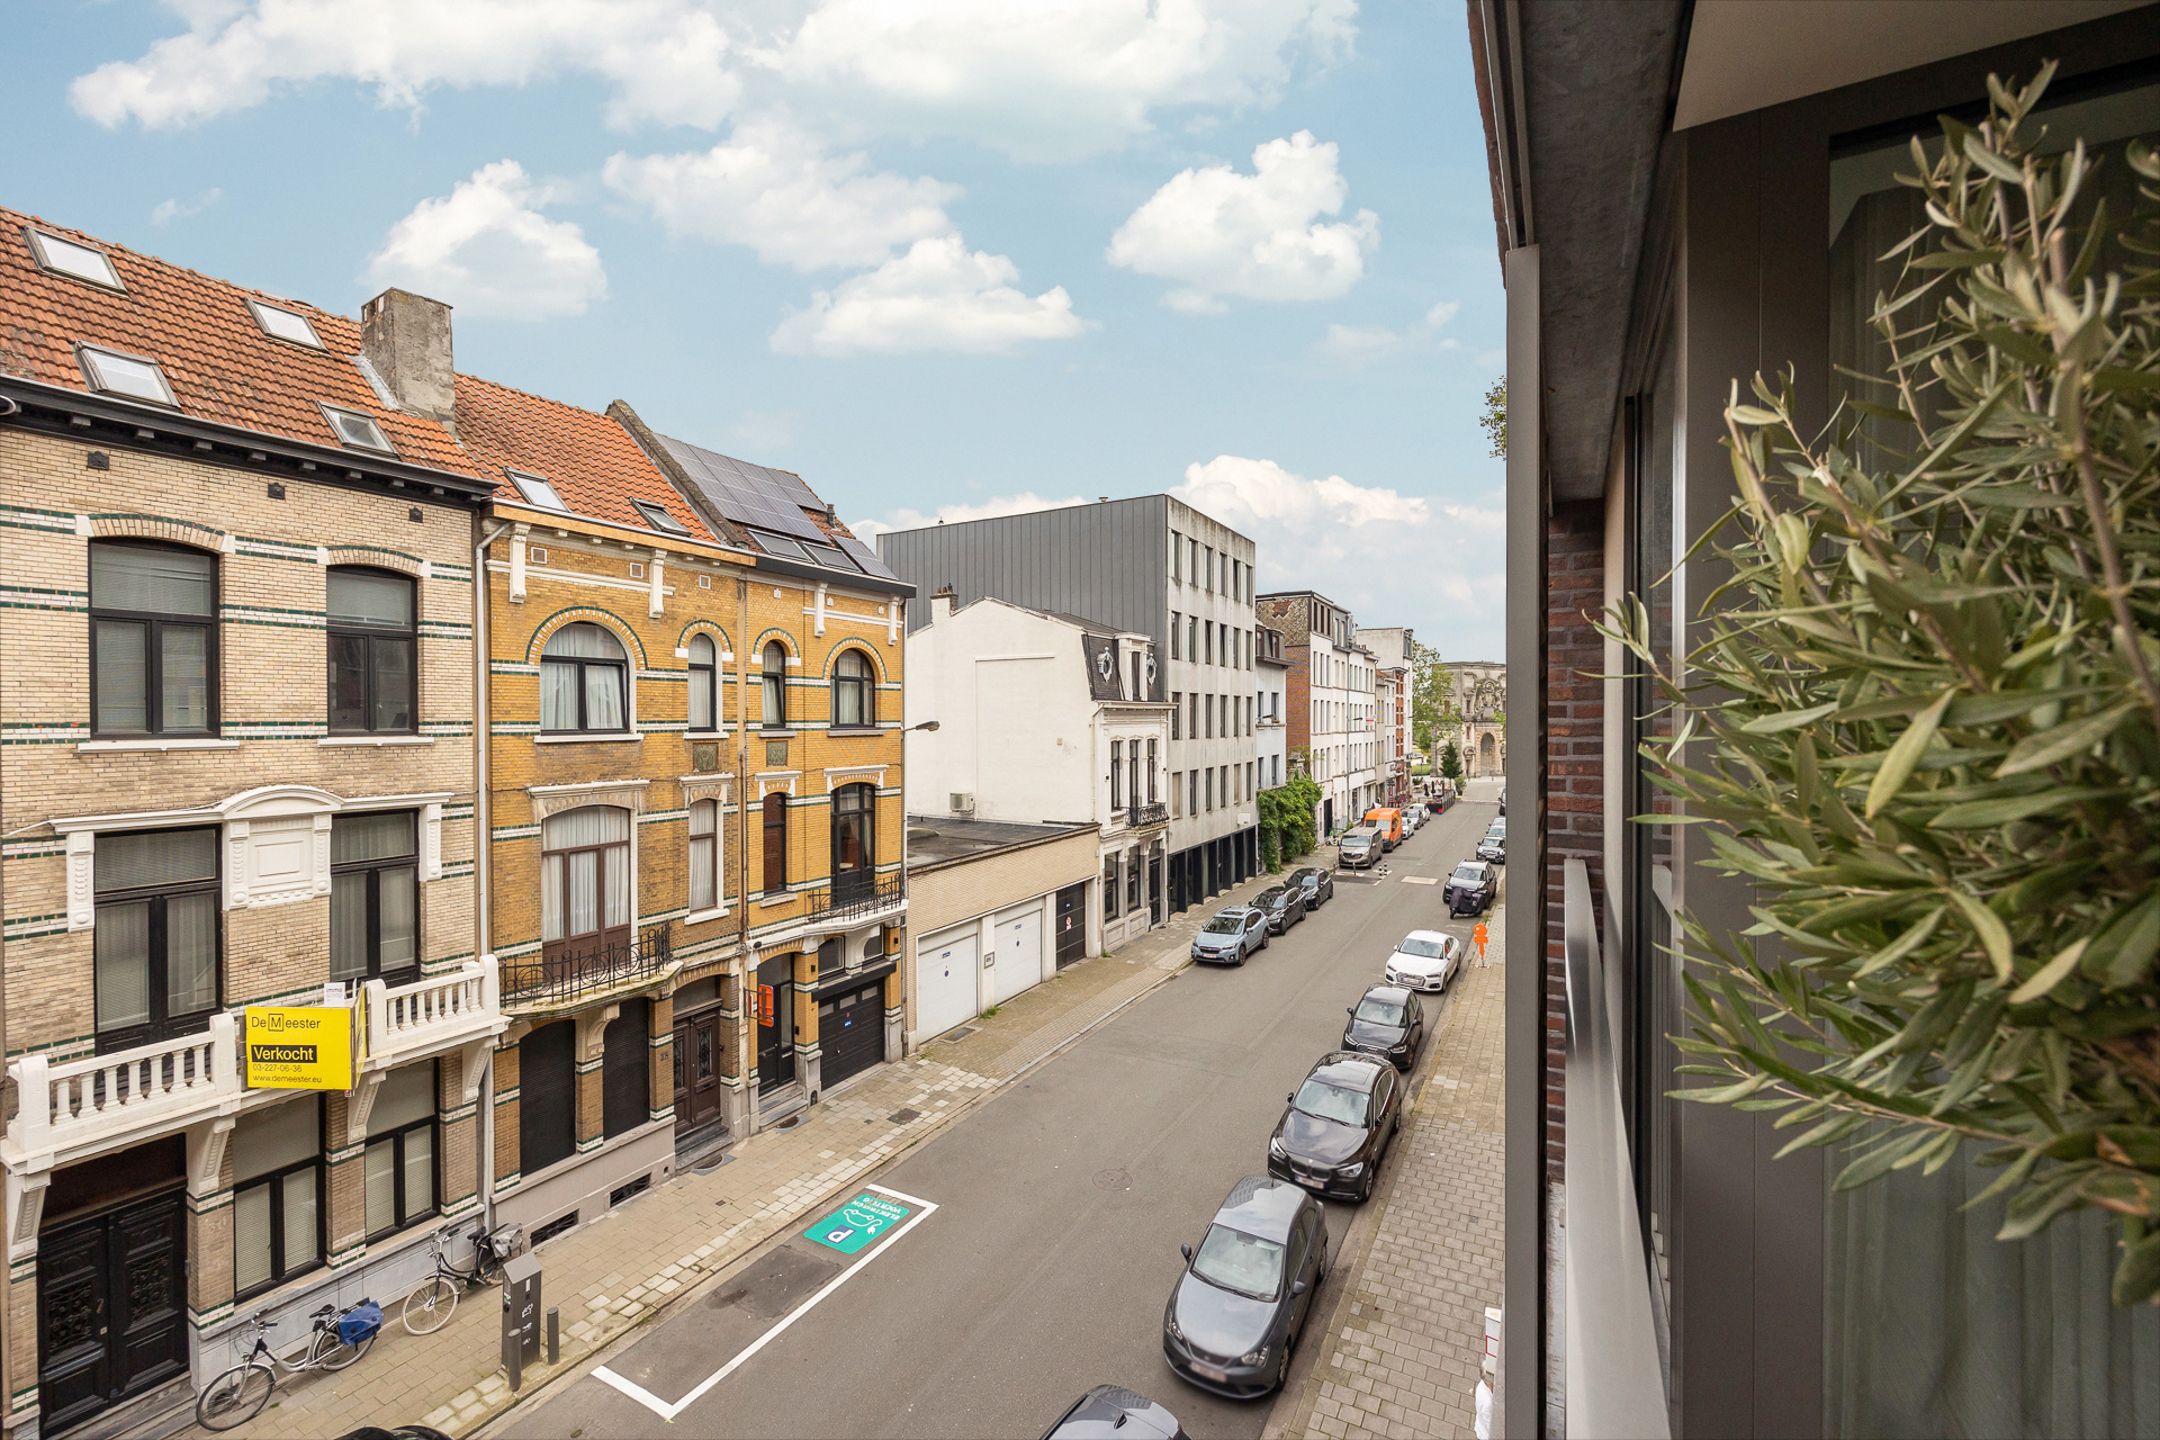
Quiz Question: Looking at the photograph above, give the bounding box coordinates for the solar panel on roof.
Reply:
[747,529,812,562]
[802,542,858,573]
[657,433,829,543]
[837,536,898,580]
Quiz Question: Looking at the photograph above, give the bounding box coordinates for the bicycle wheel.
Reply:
[196,1363,274,1431]
[311,1324,375,1371]
[402,1273,460,1335]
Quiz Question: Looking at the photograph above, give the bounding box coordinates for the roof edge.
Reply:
[605,398,754,550]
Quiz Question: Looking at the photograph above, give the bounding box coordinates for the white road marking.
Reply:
[1401,876,1439,886]
[591,1182,938,1421]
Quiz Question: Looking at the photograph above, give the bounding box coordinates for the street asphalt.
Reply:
[498,788,1502,1440]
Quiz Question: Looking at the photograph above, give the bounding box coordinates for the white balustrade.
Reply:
[364,957,503,1060]
[8,1012,240,1157]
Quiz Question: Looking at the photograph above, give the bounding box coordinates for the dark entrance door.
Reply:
[39,1192,188,1434]
[673,1009,725,1132]
[1054,884,1086,968]
[817,982,885,1089]
[756,956,795,1095]
[1323,797,1335,837]
[1149,856,1164,924]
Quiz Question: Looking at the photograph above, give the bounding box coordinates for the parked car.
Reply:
[1476,827,1506,865]
[1162,1176,1329,1397]
[1445,861,1498,917]
[1287,866,1335,909]
[1400,806,1423,836]
[1497,788,1506,816]
[1267,1052,1403,1201]
[1253,883,1308,935]
[1361,808,1405,849]
[1338,827,1384,869]
[1383,930,1463,993]
[1191,907,1269,965]
[1041,1385,1187,1439]
[1341,984,1425,1070]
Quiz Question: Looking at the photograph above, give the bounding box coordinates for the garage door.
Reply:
[991,904,1044,1005]
[916,926,978,1040]
[818,981,886,1089]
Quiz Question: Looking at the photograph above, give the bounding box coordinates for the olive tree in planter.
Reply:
[1606,68,2160,1302]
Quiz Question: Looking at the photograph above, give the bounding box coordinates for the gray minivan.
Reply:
[1338,827,1383,869]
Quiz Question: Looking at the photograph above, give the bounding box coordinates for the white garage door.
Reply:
[915,926,979,1041]
[991,903,1044,1004]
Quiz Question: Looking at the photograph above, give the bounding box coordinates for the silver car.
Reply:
[1192,907,1270,965]
[1338,827,1383,869]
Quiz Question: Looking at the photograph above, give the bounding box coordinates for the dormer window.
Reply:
[78,346,176,407]
[321,404,394,455]
[28,229,123,290]
[508,470,566,510]
[631,499,689,535]
[249,299,324,349]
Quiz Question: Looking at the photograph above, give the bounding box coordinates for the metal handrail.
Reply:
[500,931,673,1007]
[1561,858,1671,1438]
[798,875,906,926]
[1129,801,1170,826]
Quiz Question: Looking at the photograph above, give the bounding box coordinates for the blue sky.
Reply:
[7,1,1507,660]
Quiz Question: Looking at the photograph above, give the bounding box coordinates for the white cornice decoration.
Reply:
[527,778,651,821]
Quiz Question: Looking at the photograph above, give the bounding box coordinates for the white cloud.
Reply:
[70,0,738,131]
[1316,297,1461,364]
[1108,131,1377,310]
[730,409,798,453]
[150,187,222,225]
[604,117,960,272]
[770,237,1089,357]
[366,161,608,321]
[768,0,1358,161]
[855,491,1088,540]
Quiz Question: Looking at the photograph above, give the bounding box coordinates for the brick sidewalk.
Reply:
[199,868,1290,1440]
[1269,902,1508,1440]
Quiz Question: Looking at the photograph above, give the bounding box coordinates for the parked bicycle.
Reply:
[401,1218,525,1334]
[195,1301,382,1431]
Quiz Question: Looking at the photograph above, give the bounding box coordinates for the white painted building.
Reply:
[904,591,1174,949]
[1258,590,1380,836]
[1257,624,1290,796]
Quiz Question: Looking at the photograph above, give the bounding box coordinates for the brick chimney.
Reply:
[931,585,957,623]
[360,288,456,425]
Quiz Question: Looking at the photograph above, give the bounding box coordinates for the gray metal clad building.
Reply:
[878,496,1261,913]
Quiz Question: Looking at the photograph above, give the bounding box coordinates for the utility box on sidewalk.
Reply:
[501,1252,543,1382]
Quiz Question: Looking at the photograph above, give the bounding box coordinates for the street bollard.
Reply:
[507,1331,522,1392]
[547,1306,560,1365]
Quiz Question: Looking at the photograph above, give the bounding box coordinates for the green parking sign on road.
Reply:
[805,1191,913,1255]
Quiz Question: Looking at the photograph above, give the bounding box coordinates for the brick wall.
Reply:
[1543,499,1605,1181]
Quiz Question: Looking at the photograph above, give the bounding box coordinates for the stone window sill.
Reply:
[685,905,730,926]
[534,733,644,745]
[319,735,435,747]
[78,738,240,753]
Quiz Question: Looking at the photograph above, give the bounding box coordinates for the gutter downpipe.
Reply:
[473,517,512,1222]
[736,573,755,1135]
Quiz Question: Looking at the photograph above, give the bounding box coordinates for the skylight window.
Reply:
[28,230,123,290]
[249,299,323,349]
[320,404,394,455]
[746,529,810,562]
[631,499,690,535]
[78,346,176,407]
[507,470,567,510]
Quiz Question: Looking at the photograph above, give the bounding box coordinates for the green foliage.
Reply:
[1439,740,1464,784]
[1481,376,1507,459]
[1259,775,1323,871]
[1410,641,1462,757]
[1605,68,2160,1302]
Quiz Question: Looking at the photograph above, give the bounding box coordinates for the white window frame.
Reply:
[28,228,123,290]
[507,469,567,511]
[78,345,177,408]
[320,403,395,455]
[248,299,325,349]
[631,499,690,534]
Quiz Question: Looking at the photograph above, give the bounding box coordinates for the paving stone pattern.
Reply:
[1273,906,1507,1440]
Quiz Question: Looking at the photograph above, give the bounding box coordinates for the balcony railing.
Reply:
[366,959,503,1055]
[797,875,907,927]
[500,932,675,1009]
[1129,801,1170,827]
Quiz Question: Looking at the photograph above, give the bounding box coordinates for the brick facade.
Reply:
[1542,500,1604,1179]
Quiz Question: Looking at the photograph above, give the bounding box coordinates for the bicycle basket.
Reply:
[485,1223,525,1261]
[337,1299,384,1346]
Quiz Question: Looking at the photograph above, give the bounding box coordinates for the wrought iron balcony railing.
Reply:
[501,931,673,1009]
[1128,801,1170,827]
[797,875,907,927]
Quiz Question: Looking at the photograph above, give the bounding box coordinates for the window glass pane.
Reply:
[541,855,563,942]
[689,668,714,730]
[372,1063,435,1134]
[233,1184,273,1293]
[836,677,863,727]
[690,834,715,910]
[282,1172,319,1270]
[378,866,417,973]
[92,545,213,616]
[234,1097,319,1181]
[604,845,629,928]
[81,349,173,405]
[689,635,715,665]
[763,674,784,726]
[545,807,628,848]
[690,800,715,840]
[568,852,599,936]
[330,871,369,982]
[327,633,367,731]
[403,1127,434,1220]
[94,619,148,732]
[159,625,209,731]
[543,623,622,661]
[583,663,624,730]
[334,811,416,864]
[94,901,151,1031]
[541,660,580,729]
[364,1139,396,1235]
[370,637,413,731]
[96,829,216,891]
[327,571,413,628]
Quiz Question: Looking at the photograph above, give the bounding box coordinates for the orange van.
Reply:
[1362,807,1405,850]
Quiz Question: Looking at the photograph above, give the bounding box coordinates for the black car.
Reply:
[1445,860,1498,916]
[1191,907,1269,965]
[1163,1176,1329,1398]
[1288,867,1335,909]
[1267,1052,1403,1202]
[1041,1385,1187,1439]
[1254,883,1308,935]
[1342,984,1424,1071]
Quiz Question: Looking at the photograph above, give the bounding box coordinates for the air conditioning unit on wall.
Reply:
[950,792,974,815]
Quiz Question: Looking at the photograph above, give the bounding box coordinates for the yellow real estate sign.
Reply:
[243,1005,361,1090]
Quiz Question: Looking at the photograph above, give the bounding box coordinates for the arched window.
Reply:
[687,633,717,732]
[540,806,630,968]
[327,566,415,734]
[831,783,876,903]
[90,540,217,736]
[832,649,875,728]
[760,641,788,729]
[761,792,788,893]
[541,623,628,733]
[688,799,720,912]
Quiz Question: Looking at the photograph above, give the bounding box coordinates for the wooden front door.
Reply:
[673,1009,725,1131]
[39,1192,187,1435]
[755,956,795,1095]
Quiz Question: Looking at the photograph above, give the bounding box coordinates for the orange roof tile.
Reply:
[0,206,480,478]
[452,374,718,543]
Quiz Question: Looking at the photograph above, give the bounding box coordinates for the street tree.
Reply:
[1439,740,1464,784]
[1410,641,1462,757]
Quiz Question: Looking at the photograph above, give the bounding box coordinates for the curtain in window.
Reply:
[94,902,151,1031]
[604,843,629,928]
[688,635,716,731]
[761,643,787,726]
[282,1178,319,1270]
[378,867,417,971]
[763,793,788,892]
[834,650,872,726]
[97,829,217,891]
[540,661,582,731]
[689,800,717,910]
[232,1186,273,1294]
[94,620,148,732]
[364,1141,398,1236]
[335,812,415,862]
[327,570,413,627]
[402,1128,434,1218]
[91,544,213,615]
[158,626,209,731]
[583,663,625,730]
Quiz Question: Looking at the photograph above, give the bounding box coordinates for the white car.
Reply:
[1383,930,1463,993]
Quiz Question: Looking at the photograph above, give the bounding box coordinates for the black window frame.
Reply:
[362,1062,439,1243]
[831,783,876,903]
[830,648,876,730]
[92,826,222,1054]
[88,539,219,739]
[760,641,789,730]
[762,791,788,893]
[1111,740,1125,815]
[233,1097,325,1301]
[330,810,421,987]
[539,622,630,735]
[687,633,718,733]
[326,566,418,736]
